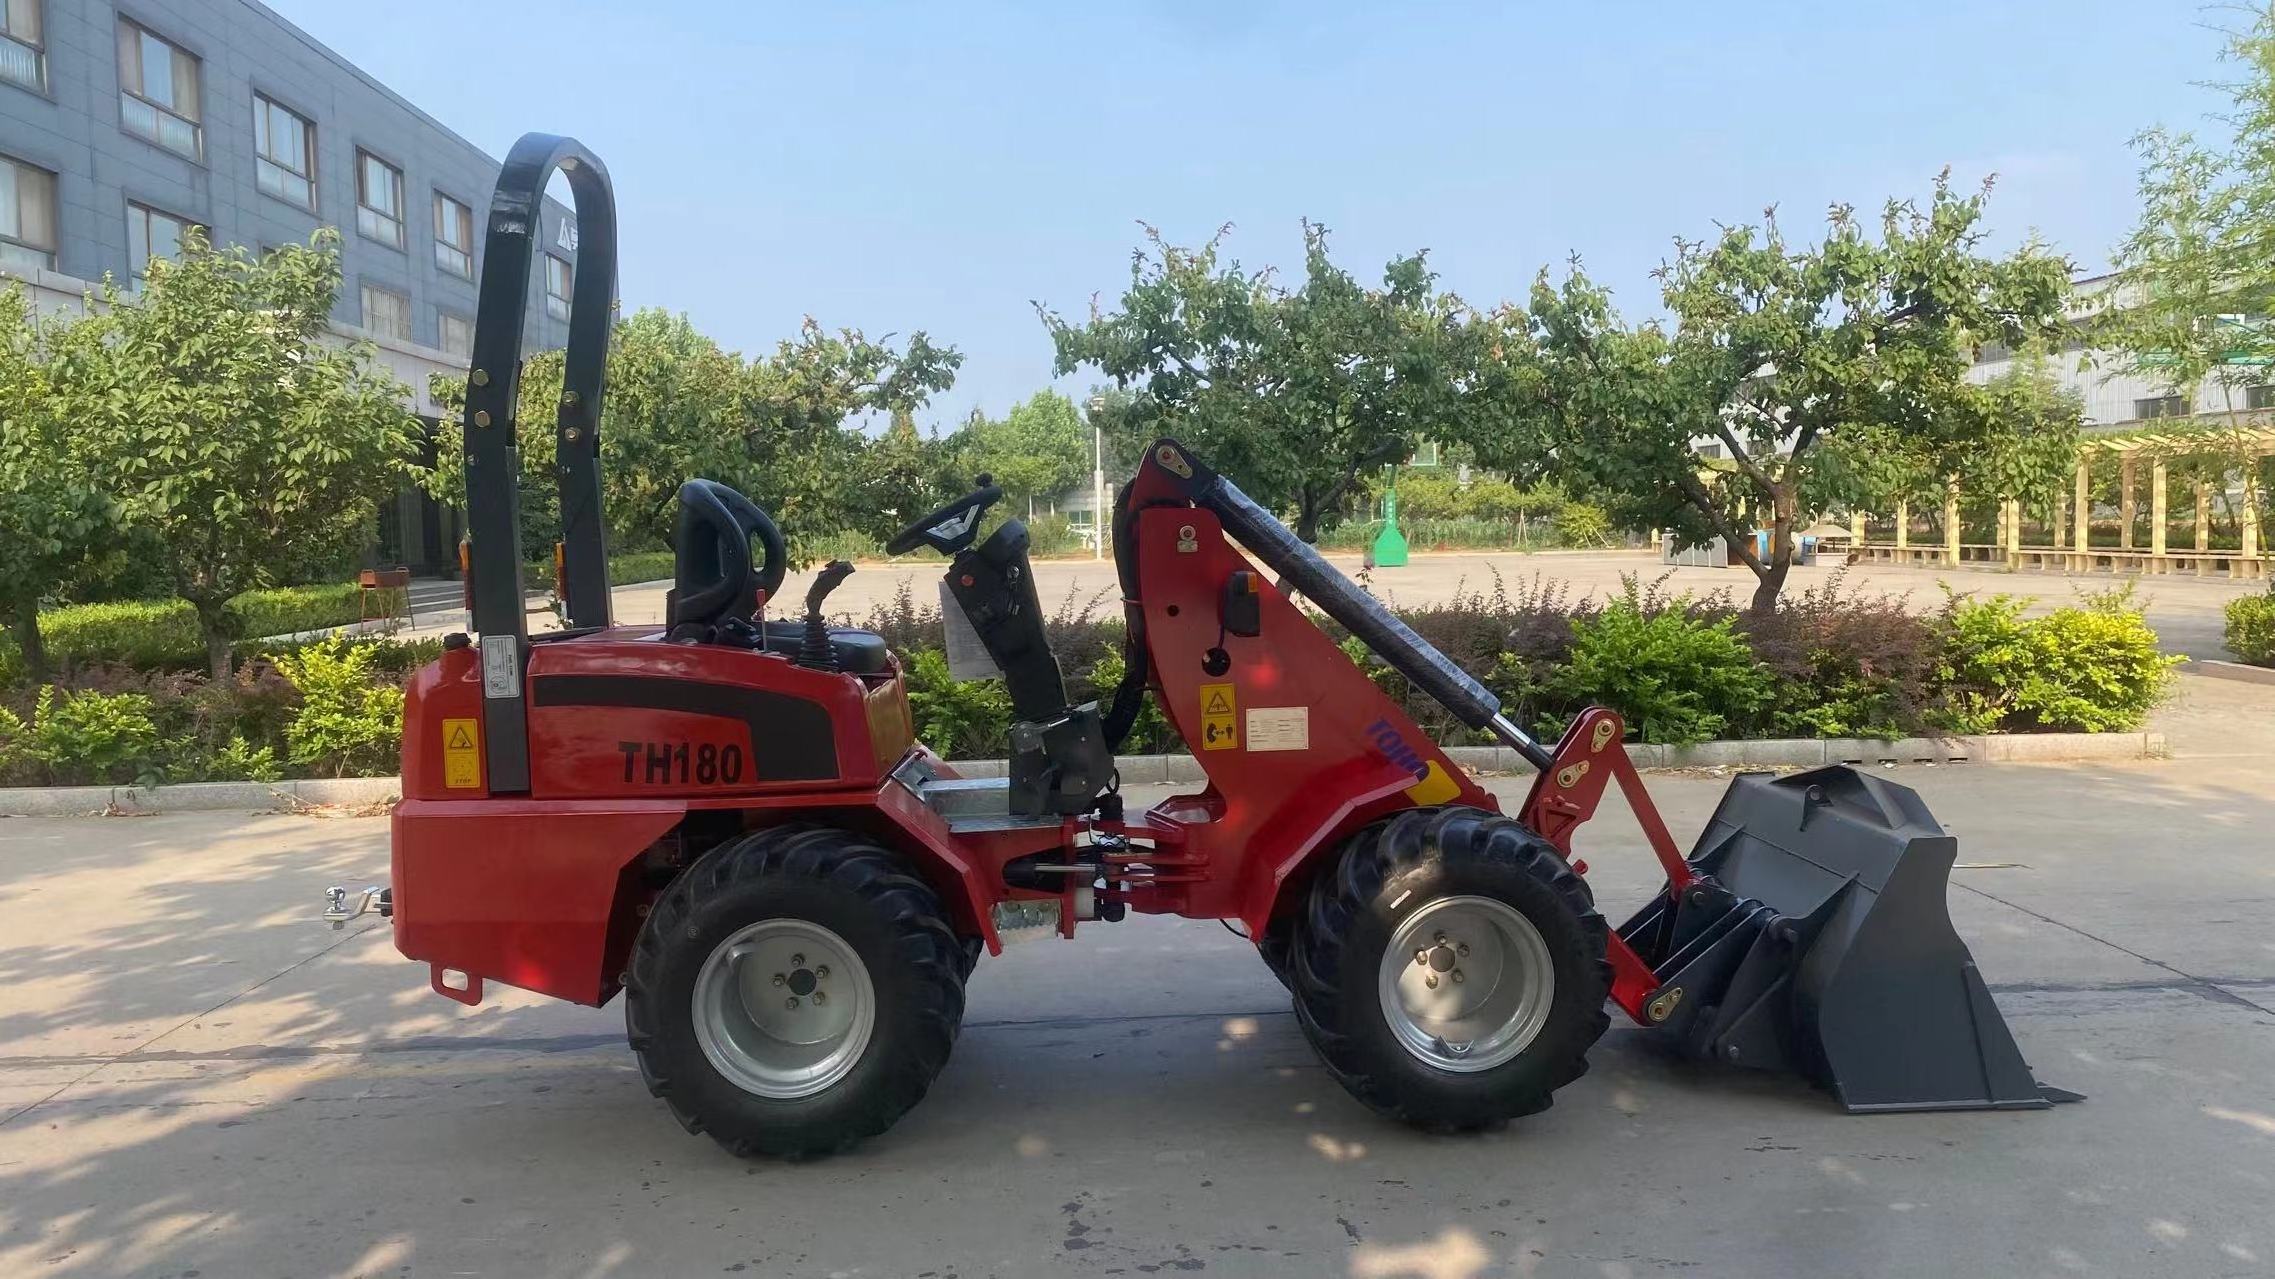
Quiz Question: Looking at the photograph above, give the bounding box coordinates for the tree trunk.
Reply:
[7,587,48,684]
[194,598,233,679]
[1749,555,1790,615]
[1746,485,1798,616]
[1296,501,1321,545]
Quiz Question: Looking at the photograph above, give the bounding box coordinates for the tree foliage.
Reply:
[2103,7,2275,518]
[0,288,123,679]
[1043,222,1488,541]
[429,308,961,563]
[950,390,1089,511]
[77,231,421,675]
[1465,176,2073,612]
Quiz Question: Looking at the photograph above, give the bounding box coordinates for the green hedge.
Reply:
[2227,589,2275,667]
[3,583,389,679]
[0,574,2181,786]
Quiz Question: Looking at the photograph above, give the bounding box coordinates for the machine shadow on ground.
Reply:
[2,751,2273,1276]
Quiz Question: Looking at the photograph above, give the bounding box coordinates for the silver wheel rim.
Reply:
[692,919,876,1100]
[1377,894,1556,1072]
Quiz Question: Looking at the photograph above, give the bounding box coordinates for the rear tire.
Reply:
[1289,806,1610,1131]
[625,825,966,1158]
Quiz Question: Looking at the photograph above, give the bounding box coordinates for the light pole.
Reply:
[1085,396,1107,561]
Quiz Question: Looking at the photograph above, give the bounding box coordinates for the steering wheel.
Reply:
[667,479,787,629]
[887,474,1004,556]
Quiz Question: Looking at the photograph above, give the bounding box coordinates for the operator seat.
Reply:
[664,478,889,674]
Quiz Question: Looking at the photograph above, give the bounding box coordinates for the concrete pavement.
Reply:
[2,684,2273,1276]
[408,549,2269,661]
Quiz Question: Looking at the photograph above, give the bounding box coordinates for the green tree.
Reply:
[854,408,952,541]
[0,288,123,680]
[741,318,961,554]
[80,230,421,675]
[1470,176,2072,613]
[2103,8,2275,523]
[1043,222,1486,542]
[430,310,961,563]
[954,390,1089,515]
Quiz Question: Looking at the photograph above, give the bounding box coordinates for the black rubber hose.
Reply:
[1196,472,1505,731]
[1099,479,1150,751]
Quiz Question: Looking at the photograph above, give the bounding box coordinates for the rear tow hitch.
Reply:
[323,885,392,930]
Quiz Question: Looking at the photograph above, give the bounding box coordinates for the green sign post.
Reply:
[1371,476,1409,567]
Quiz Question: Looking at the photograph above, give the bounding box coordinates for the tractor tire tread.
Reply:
[625,823,966,1159]
[1288,805,1611,1132]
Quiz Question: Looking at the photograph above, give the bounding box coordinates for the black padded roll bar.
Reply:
[462,133,619,793]
[1154,440,1553,771]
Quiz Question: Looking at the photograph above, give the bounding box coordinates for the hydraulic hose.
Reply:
[1193,472,1553,771]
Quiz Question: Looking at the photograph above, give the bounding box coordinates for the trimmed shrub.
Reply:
[902,648,1013,760]
[0,686,164,785]
[4,583,378,679]
[1740,573,1945,739]
[1937,591,2178,733]
[274,638,405,777]
[1544,592,1773,744]
[2226,589,2275,666]
[609,550,677,585]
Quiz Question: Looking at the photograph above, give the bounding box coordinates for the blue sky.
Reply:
[271,0,2225,427]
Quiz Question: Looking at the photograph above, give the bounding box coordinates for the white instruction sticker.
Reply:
[480,635,519,699]
[1245,706,1310,752]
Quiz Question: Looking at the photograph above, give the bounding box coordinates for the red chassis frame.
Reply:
[391,484,1689,1027]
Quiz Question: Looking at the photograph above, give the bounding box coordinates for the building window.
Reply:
[544,252,572,321]
[1,0,44,93]
[0,154,56,272]
[2249,385,2275,412]
[117,20,201,159]
[252,94,315,210]
[2135,394,2190,420]
[355,150,404,248]
[433,192,472,277]
[360,282,410,341]
[437,310,472,358]
[127,202,199,280]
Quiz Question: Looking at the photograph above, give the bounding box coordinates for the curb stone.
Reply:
[0,731,2170,816]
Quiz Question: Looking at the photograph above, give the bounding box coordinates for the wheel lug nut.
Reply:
[1456,943,1469,957]
[771,973,785,987]
[816,966,830,980]
[1414,951,1428,966]
[1425,975,1439,990]
[790,953,806,967]
[1451,970,1465,984]
[785,996,800,1010]
[1434,932,1447,945]
[813,992,827,1005]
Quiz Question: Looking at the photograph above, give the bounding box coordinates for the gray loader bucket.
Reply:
[1618,766,2078,1112]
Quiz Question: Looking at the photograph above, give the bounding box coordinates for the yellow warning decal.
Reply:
[1404,760,1461,806]
[442,717,481,789]
[1198,682,1238,751]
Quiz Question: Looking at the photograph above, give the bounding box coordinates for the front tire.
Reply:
[625,825,966,1158]
[1289,806,1611,1131]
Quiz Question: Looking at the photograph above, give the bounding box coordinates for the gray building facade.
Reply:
[0,0,578,570]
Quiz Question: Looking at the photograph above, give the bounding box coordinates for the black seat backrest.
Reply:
[665,479,787,635]
[945,518,1068,720]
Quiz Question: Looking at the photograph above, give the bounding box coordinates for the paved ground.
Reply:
[2,678,2271,1278]
[410,549,2267,661]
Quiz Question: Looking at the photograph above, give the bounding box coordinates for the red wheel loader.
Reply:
[333,133,2075,1158]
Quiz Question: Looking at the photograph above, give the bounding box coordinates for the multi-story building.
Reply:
[0,0,579,572]
[1969,272,2274,428]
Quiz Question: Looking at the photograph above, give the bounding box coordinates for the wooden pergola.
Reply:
[1849,422,2275,579]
